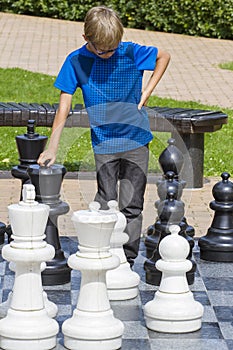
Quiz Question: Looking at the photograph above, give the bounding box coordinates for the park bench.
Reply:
[0,102,228,188]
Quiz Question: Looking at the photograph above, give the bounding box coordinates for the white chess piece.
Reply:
[106,200,140,300]
[41,262,58,318]
[0,184,59,350]
[0,262,58,319]
[144,224,204,333]
[62,202,124,350]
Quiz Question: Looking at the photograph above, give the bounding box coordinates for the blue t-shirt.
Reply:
[54,42,158,154]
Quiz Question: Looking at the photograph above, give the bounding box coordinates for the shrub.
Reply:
[143,0,233,39]
[0,0,232,39]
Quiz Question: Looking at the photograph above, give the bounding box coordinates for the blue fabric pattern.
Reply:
[54,42,158,154]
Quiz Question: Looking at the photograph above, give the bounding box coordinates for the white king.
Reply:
[0,184,59,350]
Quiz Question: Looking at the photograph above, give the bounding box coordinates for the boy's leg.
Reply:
[94,153,120,209]
[94,146,149,266]
[119,145,149,267]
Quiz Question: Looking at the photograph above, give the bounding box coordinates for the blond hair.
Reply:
[84,6,124,50]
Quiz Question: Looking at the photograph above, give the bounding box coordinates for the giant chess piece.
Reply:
[106,201,140,300]
[28,164,71,285]
[145,171,184,258]
[62,202,124,350]
[0,261,58,319]
[144,191,196,286]
[144,139,195,260]
[0,222,6,245]
[144,225,203,333]
[159,138,185,179]
[199,172,233,261]
[158,138,195,237]
[11,119,48,193]
[0,184,59,349]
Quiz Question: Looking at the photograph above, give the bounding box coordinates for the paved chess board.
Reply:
[0,236,233,350]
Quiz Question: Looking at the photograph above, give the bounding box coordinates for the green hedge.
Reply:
[1,0,232,39]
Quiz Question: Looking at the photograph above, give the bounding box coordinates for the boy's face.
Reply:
[84,35,118,59]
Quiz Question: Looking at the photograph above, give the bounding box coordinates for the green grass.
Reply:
[219,61,233,71]
[0,67,83,104]
[0,67,232,176]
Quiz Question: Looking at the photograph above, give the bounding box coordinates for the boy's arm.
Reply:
[37,91,72,166]
[138,49,170,110]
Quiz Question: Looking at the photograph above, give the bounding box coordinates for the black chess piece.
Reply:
[11,120,48,192]
[144,191,196,285]
[144,171,184,258]
[28,164,71,285]
[158,138,195,237]
[159,138,184,180]
[0,222,6,245]
[144,150,195,260]
[198,172,233,261]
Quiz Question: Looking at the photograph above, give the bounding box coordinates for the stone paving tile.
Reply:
[0,172,218,239]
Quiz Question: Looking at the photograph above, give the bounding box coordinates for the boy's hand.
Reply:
[37,150,56,167]
[138,90,150,110]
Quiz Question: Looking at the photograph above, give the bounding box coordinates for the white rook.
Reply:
[144,225,203,333]
[0,184,59,350]
[62,202,124,350]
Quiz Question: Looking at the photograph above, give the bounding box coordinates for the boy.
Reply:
[38,5,170,267]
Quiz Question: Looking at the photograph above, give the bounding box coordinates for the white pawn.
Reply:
[144,225,203,333]
[0,184,59,350]
[106,200,140,300]
[62,202,124,350]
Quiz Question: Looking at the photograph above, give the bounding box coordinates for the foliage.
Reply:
[0,0,232,39]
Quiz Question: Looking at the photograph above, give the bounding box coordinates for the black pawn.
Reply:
[144,191,196,285]
[159,138,184,180]
[28,164,71,285]
[199,172,233,261]
[159,137,195,237]
[144,171,184,258]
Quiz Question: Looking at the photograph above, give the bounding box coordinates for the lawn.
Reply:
[0,67,232,176]
[219,61,233,71]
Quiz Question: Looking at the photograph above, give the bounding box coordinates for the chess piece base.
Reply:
[107,286,138,301]
[199,229,233,262]
[107,262,140,300]
[63,309,123,350]
[144,290,203,333]
[200,248,233,262]
[145,317,202,334]
[42,262,71,286]
[0,308,58,350]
